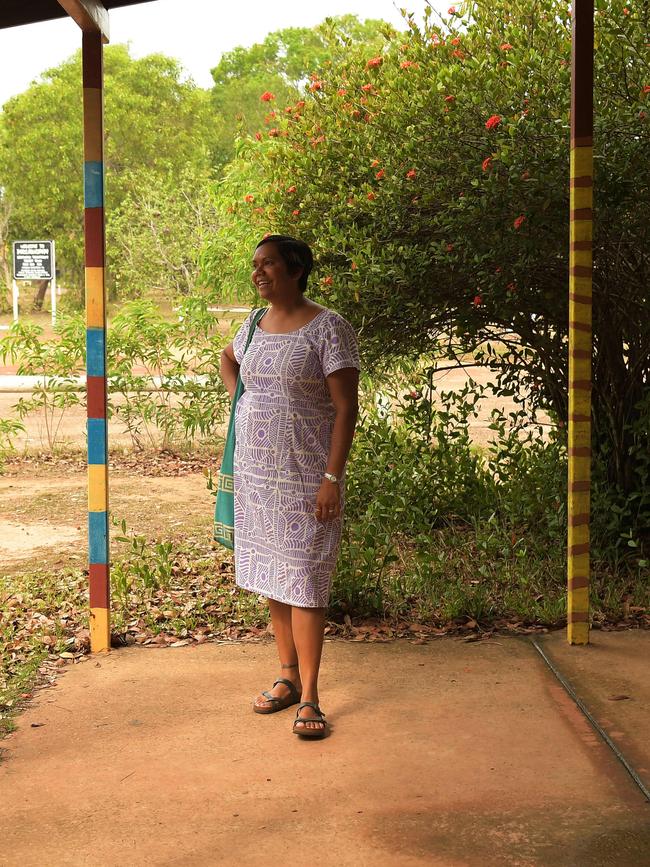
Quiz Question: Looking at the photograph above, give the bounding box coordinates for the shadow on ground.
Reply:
[0,633,648,866]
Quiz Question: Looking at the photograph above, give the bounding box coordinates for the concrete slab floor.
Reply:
[1,636,649,866]
[537,630,650,795]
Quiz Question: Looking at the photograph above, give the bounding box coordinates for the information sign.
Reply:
[13,241,54,281]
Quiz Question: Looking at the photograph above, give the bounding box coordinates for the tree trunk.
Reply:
[32,279,49,311]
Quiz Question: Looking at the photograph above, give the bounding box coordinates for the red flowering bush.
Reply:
[204,0,650,521]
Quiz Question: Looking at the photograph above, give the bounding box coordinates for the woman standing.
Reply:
[219,235,360,739]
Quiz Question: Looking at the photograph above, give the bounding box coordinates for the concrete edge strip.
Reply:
[530,637,650,804]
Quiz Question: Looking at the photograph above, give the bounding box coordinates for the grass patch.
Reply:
[3,525,647,741]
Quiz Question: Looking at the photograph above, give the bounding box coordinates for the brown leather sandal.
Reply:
[253,678,301,714]
[292,701,328,738]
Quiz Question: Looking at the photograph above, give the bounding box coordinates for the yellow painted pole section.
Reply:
[567,144,593,645]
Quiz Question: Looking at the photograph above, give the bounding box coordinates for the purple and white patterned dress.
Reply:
[232,306,361,607]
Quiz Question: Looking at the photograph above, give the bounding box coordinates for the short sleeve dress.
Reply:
[231,306,361,608]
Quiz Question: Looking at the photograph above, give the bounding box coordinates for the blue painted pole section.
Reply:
[87,418,107,464]
[83,161,104,209]
[88,511,108,563]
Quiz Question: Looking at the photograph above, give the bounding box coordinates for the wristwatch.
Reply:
[323,472,339,483]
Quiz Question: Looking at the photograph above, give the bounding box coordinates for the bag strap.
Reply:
[243,307,267,354]
[230,308,267,407]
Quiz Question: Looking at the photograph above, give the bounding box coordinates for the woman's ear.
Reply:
[289,264,305,284]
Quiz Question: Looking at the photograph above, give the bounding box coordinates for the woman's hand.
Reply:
[314,479,341,523]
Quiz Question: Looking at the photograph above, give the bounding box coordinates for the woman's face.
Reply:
[251,242,300,299]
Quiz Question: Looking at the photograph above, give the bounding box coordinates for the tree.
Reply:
[202,0,650,538]
[209,15,391,166]
[0,45,215,296]
[0,191,12,311]
[107,164,219,299]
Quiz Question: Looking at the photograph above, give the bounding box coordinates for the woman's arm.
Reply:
[220,342,240,400]
[315,367,360,523]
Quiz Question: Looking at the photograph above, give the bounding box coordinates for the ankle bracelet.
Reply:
[281,662,299,669]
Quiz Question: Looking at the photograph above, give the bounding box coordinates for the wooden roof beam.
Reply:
[57,0,110,42]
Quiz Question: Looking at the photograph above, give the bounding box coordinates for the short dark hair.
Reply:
[256,234,313,293]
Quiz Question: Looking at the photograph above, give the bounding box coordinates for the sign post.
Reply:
[12,240,57,325]
[51,243,57,324]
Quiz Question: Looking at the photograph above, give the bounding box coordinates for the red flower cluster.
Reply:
[446,243,454,252]
[361,83,374,92]
[244,195,254,203]
[406,169,417,179]
[309,80,323,92]
[485,114,502,130]
[500,43,513,51]
[400,60,414,69]
[513,214,526,230]
[367,56,383,69]
[371,159,380,167]
[452,49,465,60]
[337,88,347,96]
[323,276,333,285]
[448,6,456,13]
[286,185,297,193]
[472,295,483,307]
[367,192,377,200]
[260,91,275,102]
[268,128,280,137]
[482,156,493,172]
[292,209,300,216]
[644,85,650,93]
[450,37,461,46]
[444,94,456,103]
[375,169,385,180]
[254,132,262,141]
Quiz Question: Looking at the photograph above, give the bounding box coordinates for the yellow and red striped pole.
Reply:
[83,30,111,652]
[567,0,594,645]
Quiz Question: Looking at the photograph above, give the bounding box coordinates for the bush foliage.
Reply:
[202,0,650,549]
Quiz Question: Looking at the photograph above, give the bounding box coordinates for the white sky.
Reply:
[0,0,441,106]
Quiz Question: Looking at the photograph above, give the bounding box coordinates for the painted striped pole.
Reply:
[82,30,111,653]
[567,0,594,645]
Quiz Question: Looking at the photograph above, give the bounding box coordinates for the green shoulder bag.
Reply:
[213,308,267,549]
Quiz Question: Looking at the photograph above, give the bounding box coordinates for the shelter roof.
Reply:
[0,1,155,31]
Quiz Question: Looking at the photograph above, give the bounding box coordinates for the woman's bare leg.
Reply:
[291,605,327,731]
[253,598,302,709]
